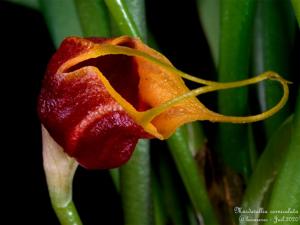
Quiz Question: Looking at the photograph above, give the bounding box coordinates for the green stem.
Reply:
[167,127,219,225]
[152,173,168,225]
[106,1,152,224]
[53,201,83,225]
[157,150,189,225]
[120,140,153,225]
[104,0,141,37]
[109,168,120,192]
[42,126,82,225]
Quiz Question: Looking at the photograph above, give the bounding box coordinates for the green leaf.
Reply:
[292,0,300,26]
[5,0,39,10]
[264,89,300,224]
[104,0,142,38]
[39,0,83,48]
[181,122,206,157]
[40,0,112,48]
[252,0,294,139]
[74,0,110,37]
[240,116,293,225]
[217,0,256,177]
[124,0,147,41]
[196,0,220,66]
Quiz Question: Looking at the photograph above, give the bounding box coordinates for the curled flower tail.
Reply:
[38,36,289,169]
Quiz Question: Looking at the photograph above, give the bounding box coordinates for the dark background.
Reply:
[0,2,121,225]
[0,1,213,224]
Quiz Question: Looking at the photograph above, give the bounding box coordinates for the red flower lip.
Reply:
[38,36,289,169]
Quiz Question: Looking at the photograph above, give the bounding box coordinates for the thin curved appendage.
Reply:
[97,44,290,126]
[140,72,290,125]
[93,44,219,86]
[61,43,290,129]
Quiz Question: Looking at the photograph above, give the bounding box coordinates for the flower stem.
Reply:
[157,150,190,225]
[42,126,82,225]
[120,140,153,225]
[105,1,153,224]
[53,201,83,225]
[152,173,168,225]
[167,127,219,225]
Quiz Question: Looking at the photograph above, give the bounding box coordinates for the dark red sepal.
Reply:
[38,37,151,169]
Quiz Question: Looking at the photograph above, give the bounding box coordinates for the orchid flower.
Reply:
[38,36,289,170]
